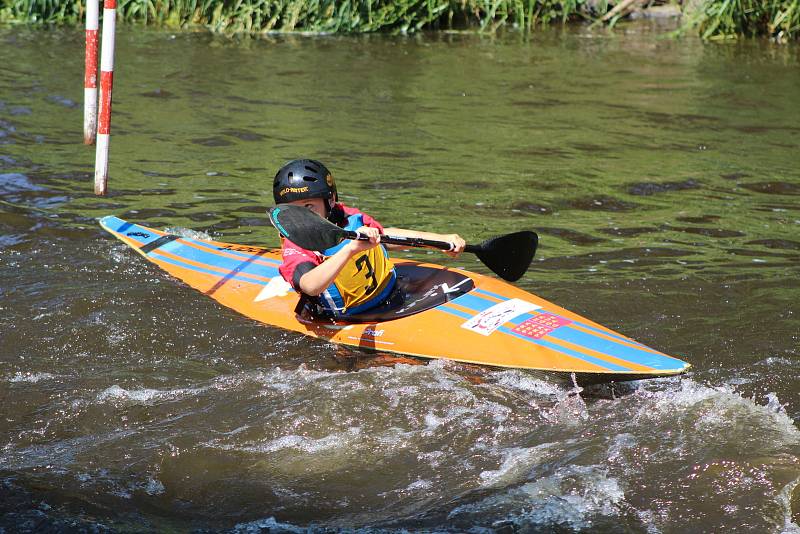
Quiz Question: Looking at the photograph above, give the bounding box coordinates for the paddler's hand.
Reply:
[346,226,381,254]
[443,234,466,258]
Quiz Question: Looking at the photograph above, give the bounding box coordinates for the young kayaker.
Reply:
[274,159,465,319]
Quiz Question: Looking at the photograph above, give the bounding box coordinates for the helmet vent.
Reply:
[302,175,318,182]
[304,164,319,173]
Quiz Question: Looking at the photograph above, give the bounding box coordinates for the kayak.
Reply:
[99,216,690,382]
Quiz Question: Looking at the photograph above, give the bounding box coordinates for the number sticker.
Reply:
[355,255,378,295]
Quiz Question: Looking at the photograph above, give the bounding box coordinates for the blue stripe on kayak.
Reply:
[148,235,280,280]
[135,231,167,248]
[154,238,181,254]
[564,319,648,349]
[474,285,648,348]
[438,305,474,320]
[500,309,675,369]
[437,304,631,372]
[205,248,273,296]
[104,217,281,274]
[106,219,279,284]
[498,311,660,362]
[448,291,682,371]
[493,306,674,369]
[544,325,676,370]
[101,216,130,234]
[104,217,175,251]
[449,292,514,313]
[499,327,632,372]
[105,218,163,248]
[148,251,266,287]
[473,287,509,301]
[470,287,648,349]
[155,246,279,283]
[182,238,282,266]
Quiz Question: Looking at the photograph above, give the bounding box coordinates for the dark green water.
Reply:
[1,23,799,532]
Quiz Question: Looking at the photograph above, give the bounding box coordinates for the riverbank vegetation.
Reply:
[0,0,798,41]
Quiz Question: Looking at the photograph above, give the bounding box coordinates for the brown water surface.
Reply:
[1,23,799,532]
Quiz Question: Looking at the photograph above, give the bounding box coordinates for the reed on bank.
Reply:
[682,0,799,42]
[0,0,592,32]
[0,0,797,40]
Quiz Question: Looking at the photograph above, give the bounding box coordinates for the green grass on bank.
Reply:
[682,0,800,42]
[0,0,798,41]
[0,0,595,33]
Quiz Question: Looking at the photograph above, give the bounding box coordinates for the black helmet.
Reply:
[273,159,337,209]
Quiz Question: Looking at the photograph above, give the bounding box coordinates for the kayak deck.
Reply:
[99,216,690,381]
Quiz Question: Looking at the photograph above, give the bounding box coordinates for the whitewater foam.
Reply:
[96,384,206,404]
[8,372,55,383]
[478,442,561,488]
[450,464,625,530]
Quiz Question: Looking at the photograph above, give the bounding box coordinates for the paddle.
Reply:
[267,204,538,282]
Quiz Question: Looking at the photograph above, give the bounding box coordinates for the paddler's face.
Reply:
[286,198,326,218]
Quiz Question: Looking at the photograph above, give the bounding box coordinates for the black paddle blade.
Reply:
[472,231,538,282]
[267,205,346,251]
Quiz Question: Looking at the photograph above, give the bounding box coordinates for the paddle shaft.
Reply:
[267,205,536,281]
[343,230,478,253]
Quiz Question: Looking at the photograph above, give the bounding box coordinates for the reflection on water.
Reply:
[0,23,799,532]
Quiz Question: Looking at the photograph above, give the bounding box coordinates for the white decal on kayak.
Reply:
[254,277,293,302]
[395,277,473,314]
[461,298,541,336]
[440,278,471,295]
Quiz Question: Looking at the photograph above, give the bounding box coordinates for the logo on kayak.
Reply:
[461,298,541,336]
[512,313,572,339]
[219,244,269,254]
[362,328,384,337]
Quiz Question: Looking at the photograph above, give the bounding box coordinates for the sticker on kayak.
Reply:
[254,277,293,302]
[461,298,541,336]
[511,313,572,339]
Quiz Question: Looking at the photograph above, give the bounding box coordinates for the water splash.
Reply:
[96,384,207,405]
[449,464,626,531]
[7,372,55,383]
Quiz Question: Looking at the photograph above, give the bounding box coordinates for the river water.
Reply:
[1,22,799,532]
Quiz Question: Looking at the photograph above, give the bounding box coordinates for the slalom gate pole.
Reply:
[94,0,117,196]
[83,0,99,145]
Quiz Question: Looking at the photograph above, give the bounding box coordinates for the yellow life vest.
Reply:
[319,214,396,316]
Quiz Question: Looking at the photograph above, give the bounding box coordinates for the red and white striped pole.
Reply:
[83,0,99,145]
[94,0,117,196]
